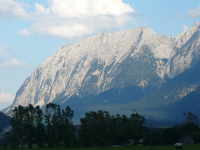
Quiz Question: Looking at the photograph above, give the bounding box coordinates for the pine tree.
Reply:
[10,105,26,149]
[63,106,75,148]
[24,104,36,149]
[44,103,57,148]
[35,105,45,149]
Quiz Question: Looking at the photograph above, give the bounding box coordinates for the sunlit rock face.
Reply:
[3,22,200,115]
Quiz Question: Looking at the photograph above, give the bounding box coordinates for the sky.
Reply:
[0,0,200,110]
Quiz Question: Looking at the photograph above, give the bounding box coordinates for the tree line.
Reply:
[3,104,146,149]
[143,112,200,146]
[79,110,145,147]
[5,103,76,149]
[4,103,199,149]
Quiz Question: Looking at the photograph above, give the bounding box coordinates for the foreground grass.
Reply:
[4,144,200,150]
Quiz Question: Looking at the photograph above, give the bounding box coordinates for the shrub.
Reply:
[2,143,7,150]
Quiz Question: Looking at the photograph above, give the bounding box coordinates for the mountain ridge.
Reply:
[2,22,200,121]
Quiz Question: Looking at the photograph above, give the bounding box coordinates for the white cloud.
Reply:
[32,22,95,38]
[11,0,137,39]
[0,44,10,57]
[0,58,28,69]
[35,3,49,14]
[182,25,190,33]
[0,0,141,39]
[30,0,136,39]
[0,0,28,19]
[174,13,181,19]
[187,6,200,18]
[0,93,14,110]
[46,0,134,17]
[18,28,32,36]
[0,44,28,69]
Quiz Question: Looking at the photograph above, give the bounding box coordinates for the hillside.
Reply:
[121,60,200,120]
[48,61,200,123]
[0,111,10,131]
[1,22,200,124]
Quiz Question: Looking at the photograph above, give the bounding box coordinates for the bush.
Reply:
[101,139,106,147]
[84,137,95,147]
[2,143,7,150]
[73,139,79,148]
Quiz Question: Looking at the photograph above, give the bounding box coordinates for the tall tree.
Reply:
[52,105,64,148]
[44,103,57,148]
[10,105,26,149]
[96,110,106,147]
[24,104,36,149]
[7,103,75,149]
[35,105,45,149]
[104,112,114,146]
[44,103,75,148]
[5,131,19,149]
[183,112,198,124]
[80,111,97,147]
[162,127,182,145]
[63,106,75,148]
[80,110,146,147]
[129,113,145,142]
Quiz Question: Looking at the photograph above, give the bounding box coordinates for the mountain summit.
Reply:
[2,22,200,121]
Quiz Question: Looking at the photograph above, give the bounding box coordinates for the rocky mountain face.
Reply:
[2,22,200,122]
[0,111,10,131]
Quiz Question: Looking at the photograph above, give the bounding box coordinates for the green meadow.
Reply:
[2,144,200,150]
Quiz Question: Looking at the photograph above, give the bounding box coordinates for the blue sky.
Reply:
[0,0,200,110]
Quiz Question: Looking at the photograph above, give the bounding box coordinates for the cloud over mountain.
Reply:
[182,25,190,33]
[0,93,15,110]
[0,0,140,39]
[187,6,200,18]
[31,0,138,39]
[0,58,28,69]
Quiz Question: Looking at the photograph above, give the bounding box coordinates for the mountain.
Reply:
[115,60,200,120]
[0,111,10,131]
[2,22,200,123]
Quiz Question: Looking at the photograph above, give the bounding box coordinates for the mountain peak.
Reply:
[193,22,200,31]
[172,22,200,48]
[194,22,200,27]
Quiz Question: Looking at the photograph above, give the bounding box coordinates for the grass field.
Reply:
[3,144,200,150]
